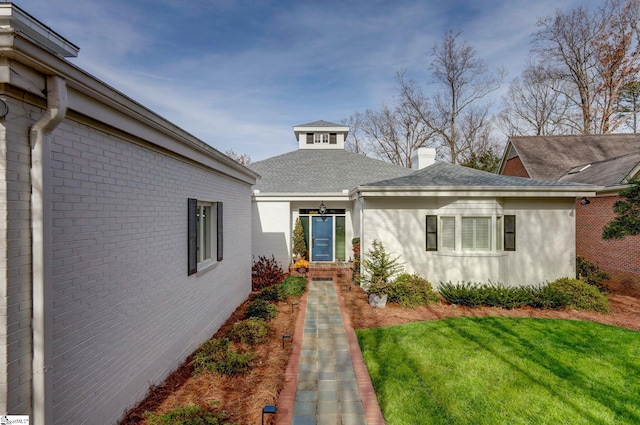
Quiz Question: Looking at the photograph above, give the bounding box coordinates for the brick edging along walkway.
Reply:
[275,278,385,425]
[333,280,385,425]
[275,289,309,424]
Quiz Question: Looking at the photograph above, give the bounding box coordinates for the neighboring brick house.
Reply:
[499,135,640,286]
[0,5,257,424]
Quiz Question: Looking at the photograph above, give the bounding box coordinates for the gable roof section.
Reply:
[248,149,413,194]
[502,134,640,181]
[557,153,640,186]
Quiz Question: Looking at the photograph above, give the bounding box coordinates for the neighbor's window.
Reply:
[188,198,223,275]
[462,217,491,251]
[496,216,503,251]
[314,133,329,144]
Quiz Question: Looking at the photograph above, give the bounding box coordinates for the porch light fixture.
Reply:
[580,197,591,205]
[319,201,327,218]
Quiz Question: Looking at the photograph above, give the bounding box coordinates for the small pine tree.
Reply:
[292,218,307,259]
[363,239,404,284]
[602,180,640,239]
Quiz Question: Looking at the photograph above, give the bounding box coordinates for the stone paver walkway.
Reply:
[276,278,385,425]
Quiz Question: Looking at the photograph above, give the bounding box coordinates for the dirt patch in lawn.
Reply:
[343,281,640,332]
[119,297,300,425]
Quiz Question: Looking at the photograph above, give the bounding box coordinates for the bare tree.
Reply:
[533,0,640,134]
[593,0,640,133]
[342,112,370,155]
[399,31,504,163]
[344,90,435,168]
[499,61,574,136]
[225,149,251,166]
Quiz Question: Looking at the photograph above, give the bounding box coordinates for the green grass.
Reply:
[357,317,640,425]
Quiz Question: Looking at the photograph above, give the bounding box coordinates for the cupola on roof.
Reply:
[293,120,349,150]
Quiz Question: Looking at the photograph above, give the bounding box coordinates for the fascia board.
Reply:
[596,184,632,196]
[252,193,351,202]
[353,186,598,198]
[624,161,640,182]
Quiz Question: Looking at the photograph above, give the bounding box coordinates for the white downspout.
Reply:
[30,75,67,425]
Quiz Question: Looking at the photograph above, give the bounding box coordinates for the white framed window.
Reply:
[314,133,329,144]
[462,217,491,251]
[188,199,223,275]
[197,203,214,264]
[441,216,456,250]
[496,216,503,251]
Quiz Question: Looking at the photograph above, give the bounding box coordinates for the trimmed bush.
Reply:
[191,338,253,376]
[528,284,571,309]
[144,404,237,425]
[440,279,609,313]
[386,273,439,307]
[227,318,270,346]
[253,285,286,302]
[548,277,610,313]
[244,299,277,320]
[279,275,307,298]
[480,283,534,309]
[439,282,486,307]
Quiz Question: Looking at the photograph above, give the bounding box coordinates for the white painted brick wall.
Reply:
[44,118,252,424]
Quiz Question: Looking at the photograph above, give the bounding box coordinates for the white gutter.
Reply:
[30,75,67,425]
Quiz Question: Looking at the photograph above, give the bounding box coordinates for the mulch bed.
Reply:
[343,280,640,332]
[119,297,299,425]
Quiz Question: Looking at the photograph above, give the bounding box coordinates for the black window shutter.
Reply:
[329,133,337,144]
[217,202,224,261]
[188,198,198,275]
[306,133,313,144]
[504,215,516,251]
[426,215,438,251]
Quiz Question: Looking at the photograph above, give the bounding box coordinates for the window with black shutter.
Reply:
[216,202,223,261]
[188,198,222,275]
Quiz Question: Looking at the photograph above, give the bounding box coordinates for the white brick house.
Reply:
[250,122,597,287]
[0,5,257,424]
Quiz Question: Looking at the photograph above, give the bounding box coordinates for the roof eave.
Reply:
[351,185,599,198]
[252,191,352,201]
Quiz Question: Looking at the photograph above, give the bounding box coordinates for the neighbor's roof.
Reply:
[248,149,414,194]
[361,161,592,189]
[557,152,640,187]
[504,134,640,181]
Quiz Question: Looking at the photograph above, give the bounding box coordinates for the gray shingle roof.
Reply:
[248,149,414,193]
[557,153,640,186]
[295,120,345,128]
[363,161,590,188]
[507,134,640,181]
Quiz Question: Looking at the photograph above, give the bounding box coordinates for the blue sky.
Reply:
[23,0,600,161]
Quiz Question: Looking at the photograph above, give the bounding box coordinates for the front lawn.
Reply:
[357,317,640,425]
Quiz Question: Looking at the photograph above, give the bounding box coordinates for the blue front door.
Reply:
[311,216,333,261]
